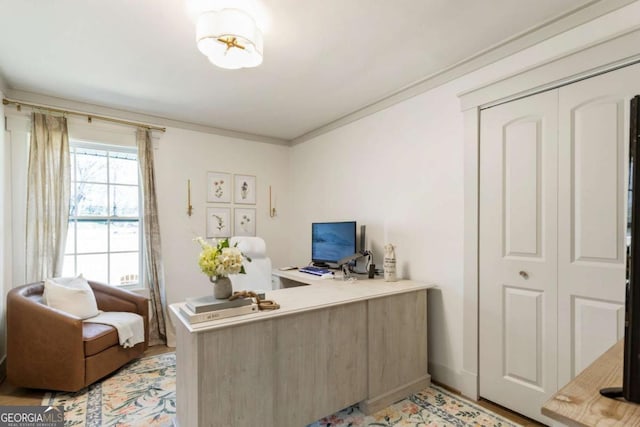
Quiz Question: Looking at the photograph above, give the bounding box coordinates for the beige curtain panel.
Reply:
[25,113,70,282]
[137,128,168,345]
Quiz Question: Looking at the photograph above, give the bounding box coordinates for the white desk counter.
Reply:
[272,268,342,287]
[171,273,431,333]
[171,275,435,427]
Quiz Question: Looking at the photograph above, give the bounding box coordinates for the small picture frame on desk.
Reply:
[234,174,256,204]
[206,207,231,238]
[234,208,256,236]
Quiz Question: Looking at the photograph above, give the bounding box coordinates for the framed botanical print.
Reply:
[234,174,256,204]
[207,171,231,203]
[206,207,231,238]
[234,208,256,236]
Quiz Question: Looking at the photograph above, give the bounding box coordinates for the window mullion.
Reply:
[106,153,111,284]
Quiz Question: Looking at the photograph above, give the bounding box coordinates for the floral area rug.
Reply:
[307,385,522,427]
[42,352,175,426]
[43,351,519,427]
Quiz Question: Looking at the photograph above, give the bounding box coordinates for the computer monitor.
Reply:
[311,221,357,267]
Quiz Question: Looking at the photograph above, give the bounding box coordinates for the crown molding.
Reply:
[290,0,637,145]
[458,26,640,110]
[4,89,290,146]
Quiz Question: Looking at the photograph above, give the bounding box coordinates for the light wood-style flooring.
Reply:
[0,347,544,426]
[477,399,545,427]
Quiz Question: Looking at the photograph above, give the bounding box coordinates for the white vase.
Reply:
[383,243,397,282]
[210,276,232,299]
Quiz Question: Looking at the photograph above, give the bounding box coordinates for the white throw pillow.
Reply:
[44,276,99,319]
[42,274,83,304]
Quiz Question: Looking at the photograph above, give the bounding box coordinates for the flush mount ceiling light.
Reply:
[196,8,264,70]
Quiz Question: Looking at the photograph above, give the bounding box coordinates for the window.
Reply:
[62,143,142,288]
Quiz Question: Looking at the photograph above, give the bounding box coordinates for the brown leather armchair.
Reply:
[7,280,149,392]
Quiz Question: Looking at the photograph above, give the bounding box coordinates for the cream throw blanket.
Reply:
[84,312,145,348]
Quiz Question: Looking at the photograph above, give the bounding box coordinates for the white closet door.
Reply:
[556,63,640,387]
[479,89,558,423]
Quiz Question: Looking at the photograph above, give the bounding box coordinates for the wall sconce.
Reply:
[269,185,277,217]
[187,179,194,217]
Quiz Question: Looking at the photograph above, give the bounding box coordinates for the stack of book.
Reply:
[178,295,258,324]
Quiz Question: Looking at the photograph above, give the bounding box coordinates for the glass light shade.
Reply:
[196,9,263,69]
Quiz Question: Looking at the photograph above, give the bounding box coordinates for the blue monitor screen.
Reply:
[312,221,357,264]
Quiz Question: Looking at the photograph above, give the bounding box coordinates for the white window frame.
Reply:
[65,140,144,289]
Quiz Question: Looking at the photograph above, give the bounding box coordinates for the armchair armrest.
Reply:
[90,281,147,313]
[7,287,86,391]
[89,281,149,350]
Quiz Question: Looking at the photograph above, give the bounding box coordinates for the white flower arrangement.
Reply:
[194,237,251,279]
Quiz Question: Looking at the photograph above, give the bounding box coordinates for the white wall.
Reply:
[288,1,640,389]
[154,127,291,345]
[4,117,291,348]
[1,111,29,380]
[289,82,467,387]
[0,90,7,376]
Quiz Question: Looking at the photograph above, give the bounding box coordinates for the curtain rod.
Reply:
[2,98,166,132]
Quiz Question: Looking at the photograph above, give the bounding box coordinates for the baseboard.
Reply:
[428,360,464,393]
[459,369,478,400]
[429,365,478,401]
[360,374,431,415]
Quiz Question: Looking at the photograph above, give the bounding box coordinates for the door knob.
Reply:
[519,271,529,279]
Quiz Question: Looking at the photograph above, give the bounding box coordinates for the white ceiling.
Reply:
[0,0,615,141]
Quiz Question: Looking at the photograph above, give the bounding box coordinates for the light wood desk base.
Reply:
[542,340,640,426]
[171,278,432,427]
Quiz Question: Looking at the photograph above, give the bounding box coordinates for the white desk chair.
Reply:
[229,236,273,291]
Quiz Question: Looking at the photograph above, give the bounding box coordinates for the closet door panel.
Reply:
[573,297,624,376]
[557,63,640,387]
[503,287,543,386]
[572,100,623,262]
[479,89,558,424]
[504,121,541,257]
